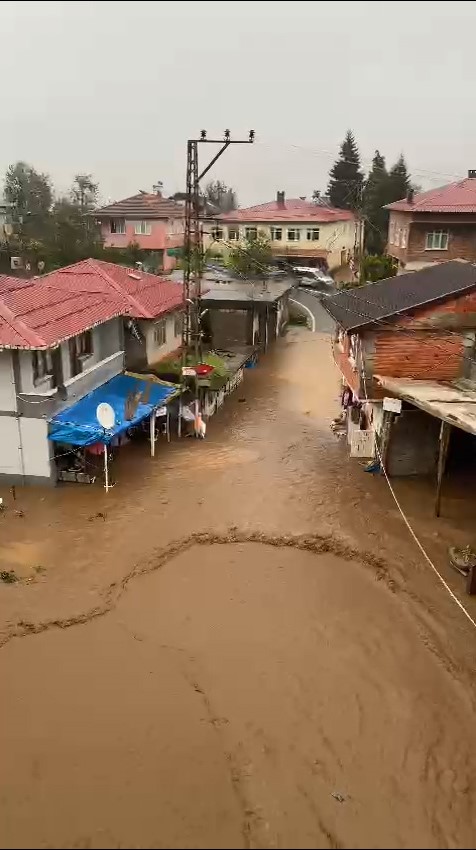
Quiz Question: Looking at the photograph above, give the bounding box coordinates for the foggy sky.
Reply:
[0,1,475,206]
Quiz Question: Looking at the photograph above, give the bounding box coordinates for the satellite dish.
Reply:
[96,402,115,430]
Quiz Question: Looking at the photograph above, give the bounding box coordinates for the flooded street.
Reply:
[1,327,476,849]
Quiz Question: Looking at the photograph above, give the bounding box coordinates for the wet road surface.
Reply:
[1,328,476,849]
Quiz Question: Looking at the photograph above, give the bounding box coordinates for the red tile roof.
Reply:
[95,192,185,219]
[218,198,355,223]
[0,260,183,349]
[386,177,476,214]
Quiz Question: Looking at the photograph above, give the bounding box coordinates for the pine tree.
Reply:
[327,130,363,210]
[363,150,389,254]
[387,154,411,204]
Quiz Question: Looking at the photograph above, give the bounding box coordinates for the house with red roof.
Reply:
[0,259,183,485]
[206,191,357,270]
[94,185,185,273]
[386,170,476,273]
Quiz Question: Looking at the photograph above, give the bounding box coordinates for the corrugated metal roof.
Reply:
[376,376,476,436]
[218,198,355,223]
[0,259,184,349]
[386,177,476,213]
[322,260,476,331]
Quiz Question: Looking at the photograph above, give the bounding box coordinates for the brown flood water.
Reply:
[1,328,476,849]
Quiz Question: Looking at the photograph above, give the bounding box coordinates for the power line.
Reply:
[358,338,476,632]
[201,233,476,376]
[257,141,467,184]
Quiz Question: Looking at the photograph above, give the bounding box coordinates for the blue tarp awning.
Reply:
[48,374,178,447]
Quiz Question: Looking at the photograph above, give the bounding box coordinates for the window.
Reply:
[426,231,449,250]
[211,226,223,241]
[134,220,152,236]
[110,218,125,234]
[174,313,183,338]
[244,227,257,240]
[306,228,320,241]
[32,350,53,385]
[69,331,93,377]
[394,228,401,248]
[401,228,408,249]
[228,227,239,241]
[270,227,283,241]
[287,228,301,241]
[154,318,167,347]
[389,220,396,245]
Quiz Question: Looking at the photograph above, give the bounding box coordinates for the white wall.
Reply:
[19,418,52,479]
[205,219,356,269]
[0,418,22,475]
[145,312,182,365]
[0,351,17,412]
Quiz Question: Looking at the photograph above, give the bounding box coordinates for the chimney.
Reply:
[276,190,285,207]
[468,169,476,179]
[406,187,414,204]
[153,180,163,196]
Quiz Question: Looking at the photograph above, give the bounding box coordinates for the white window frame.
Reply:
[270,227,283,241]
[174,313,183,338]
[228,227,239,241]
[306,228,320,241]
[401,227,408,249]
[134,220,152,236]
[394,228,401,248]
[32,349,54,386]
[110,218,125,234]
[211,226,223,241]
[244,227,258,240]
[389,220,396,245]
[287,228,301,242]
[425,230,449,251]
[153,318,167,347]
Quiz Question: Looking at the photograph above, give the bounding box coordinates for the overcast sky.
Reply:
[0,1,475,206]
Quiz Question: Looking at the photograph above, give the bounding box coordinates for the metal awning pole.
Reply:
[178,397,182,437]
[104,443,109,493]
[435,420,451,517]
[166,409,170,442]
[150,410,156,458]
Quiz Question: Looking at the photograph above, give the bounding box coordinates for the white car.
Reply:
[294,266,334,287]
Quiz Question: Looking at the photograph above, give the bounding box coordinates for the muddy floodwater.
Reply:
[1,328,476,849]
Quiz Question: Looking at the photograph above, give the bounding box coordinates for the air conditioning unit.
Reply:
[10,256,23,270]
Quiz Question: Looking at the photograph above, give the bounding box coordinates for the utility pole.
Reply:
[181,129,255,366]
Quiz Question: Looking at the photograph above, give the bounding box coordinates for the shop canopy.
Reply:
[49,374,178,447]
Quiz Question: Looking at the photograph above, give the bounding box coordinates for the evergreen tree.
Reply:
[363,150,389,254]
[387,154,411,204]
[327,130,363,210]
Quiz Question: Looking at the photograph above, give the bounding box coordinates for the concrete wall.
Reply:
[204,219,356,270]
[387,409,440,476]
[209,309,250,349]
[100,218,184,271]
[0,351,17,412]
[388,211,476,267]
[144,312,182,365]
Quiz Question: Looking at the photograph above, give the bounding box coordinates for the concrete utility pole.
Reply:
[181,130,255,364]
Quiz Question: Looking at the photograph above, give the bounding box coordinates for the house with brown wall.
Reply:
[323,261,476,477]
[386,171,476,273]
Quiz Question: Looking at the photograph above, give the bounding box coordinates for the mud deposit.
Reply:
[2,541,475,850]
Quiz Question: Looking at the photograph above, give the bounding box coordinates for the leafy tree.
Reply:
[363,150,389,254]
[327,130,364,210]
[4,161,52,219]
[4,161,53,263]
[70,174,98,213]
[226,230,272,277]
[204,180,237,213]
[361,254,398,283]
[387,154,411,204]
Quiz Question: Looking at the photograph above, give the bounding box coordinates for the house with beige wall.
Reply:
[205,192,357,271]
